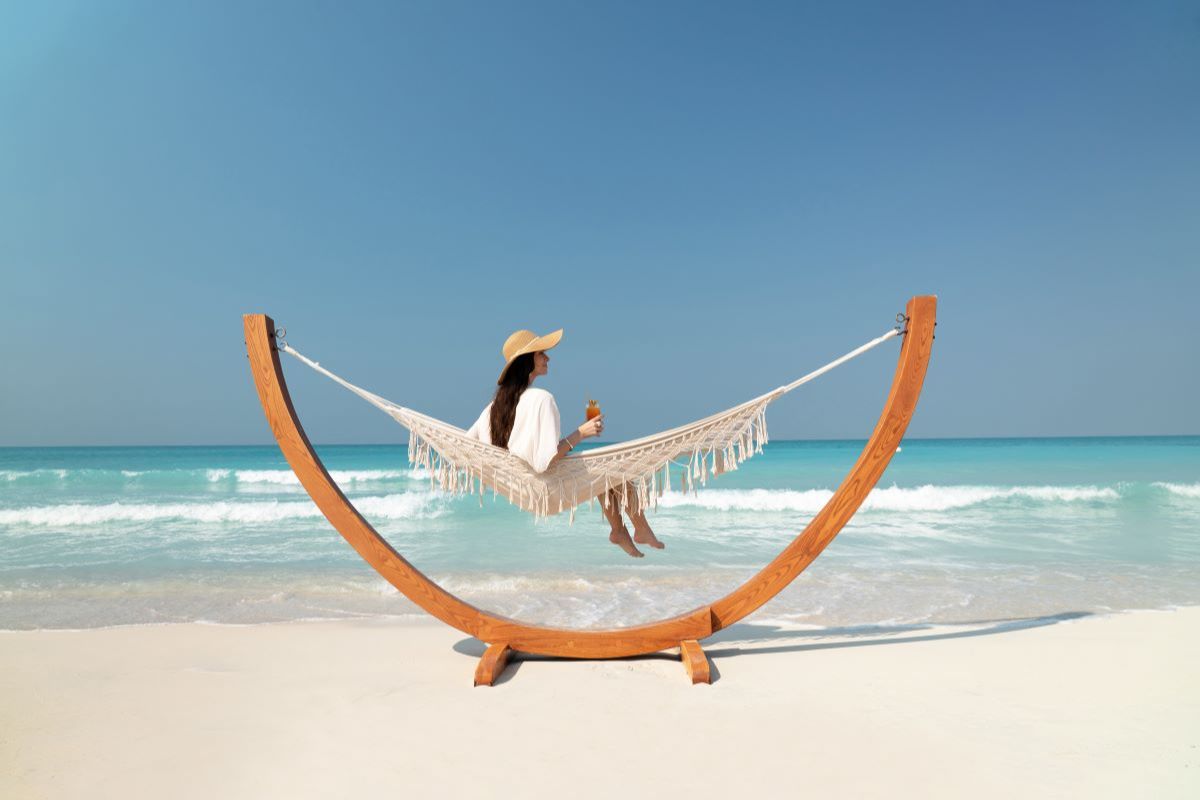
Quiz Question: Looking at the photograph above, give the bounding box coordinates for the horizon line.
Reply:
[2,433,1198,449]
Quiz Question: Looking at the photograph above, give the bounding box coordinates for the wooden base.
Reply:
[473,640,713,685]
[680,639,711,684]
[474,643,513,686]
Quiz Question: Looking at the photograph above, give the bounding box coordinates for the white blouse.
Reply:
[465,387,562,473]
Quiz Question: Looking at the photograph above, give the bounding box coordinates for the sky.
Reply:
[1,1,1197,446]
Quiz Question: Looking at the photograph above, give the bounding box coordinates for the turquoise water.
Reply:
[2,437,1198,630]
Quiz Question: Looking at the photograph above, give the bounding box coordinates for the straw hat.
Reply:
[497,328,563,383]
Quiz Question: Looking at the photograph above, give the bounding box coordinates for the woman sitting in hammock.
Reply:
[465,328,665,558]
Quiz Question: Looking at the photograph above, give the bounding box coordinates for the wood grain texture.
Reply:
[680,640,711,685]
[473,643,513,687]
[242,295,936,666]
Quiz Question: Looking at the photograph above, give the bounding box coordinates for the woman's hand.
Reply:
[552,414,604,468]
[576,414,604,441]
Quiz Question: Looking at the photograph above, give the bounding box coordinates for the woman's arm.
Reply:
[548,415,603,468]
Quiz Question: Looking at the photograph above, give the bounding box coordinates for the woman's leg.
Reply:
[602,489,643,558]
[622,485,665,549]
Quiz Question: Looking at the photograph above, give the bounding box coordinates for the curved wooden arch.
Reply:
[243,295,936,683]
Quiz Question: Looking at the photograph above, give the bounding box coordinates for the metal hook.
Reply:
[273,326,288,350]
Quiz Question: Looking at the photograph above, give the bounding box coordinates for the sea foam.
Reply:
[0,492,442,527]
[1153,482,1200,499]
[208,468,418,485]
[0,469,69,481]
[657,484,1121,513]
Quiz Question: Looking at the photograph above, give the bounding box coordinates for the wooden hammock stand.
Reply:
[243,295,936,685]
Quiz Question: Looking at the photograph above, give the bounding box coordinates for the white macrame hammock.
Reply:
[279,327,900,521]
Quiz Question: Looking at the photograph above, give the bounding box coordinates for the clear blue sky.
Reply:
[1,1,1196,446]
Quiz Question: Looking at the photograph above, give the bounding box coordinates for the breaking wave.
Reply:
[1154,482,1200,499]
[0,467,425,486]
[657,484,1122,513]
[0,492,442,527]
[1,469,69,481]
[207,468,421,485]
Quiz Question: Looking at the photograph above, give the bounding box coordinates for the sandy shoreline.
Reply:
[3,608,1197,799]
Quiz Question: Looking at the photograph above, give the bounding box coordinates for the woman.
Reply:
[465,328,665,558]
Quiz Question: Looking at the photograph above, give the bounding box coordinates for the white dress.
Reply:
[465,387,562,473]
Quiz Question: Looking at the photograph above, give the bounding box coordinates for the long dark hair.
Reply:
[490,353,536,449]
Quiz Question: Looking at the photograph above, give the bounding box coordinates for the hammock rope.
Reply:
[279,326,901,519]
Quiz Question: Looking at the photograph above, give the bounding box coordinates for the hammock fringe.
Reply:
[399,400,772,522]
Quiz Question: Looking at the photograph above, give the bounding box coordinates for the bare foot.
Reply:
[609,526,644,558]
[632,527,665,550]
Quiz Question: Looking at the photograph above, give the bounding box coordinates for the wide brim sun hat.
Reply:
[497,328,563,383]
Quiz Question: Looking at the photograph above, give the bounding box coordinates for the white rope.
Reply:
[281,345,405,416]
[558,326,900,457]
[779,328,900,394]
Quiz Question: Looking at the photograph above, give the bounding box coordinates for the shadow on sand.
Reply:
[451,611,1093,685]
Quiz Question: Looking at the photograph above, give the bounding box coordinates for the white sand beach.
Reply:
[2,607,1196,799]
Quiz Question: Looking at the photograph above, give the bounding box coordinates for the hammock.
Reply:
[278,326,900,520]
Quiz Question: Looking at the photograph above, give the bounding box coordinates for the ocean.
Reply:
[2,437,1198,631]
